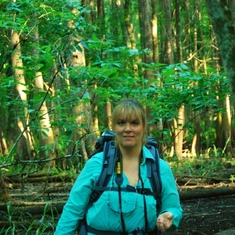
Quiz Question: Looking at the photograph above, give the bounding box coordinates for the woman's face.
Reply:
[114,114,144,150]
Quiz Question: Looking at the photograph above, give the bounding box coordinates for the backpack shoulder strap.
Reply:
[90,140,117,203]
[97,140,117,187]
[146,145,162,214]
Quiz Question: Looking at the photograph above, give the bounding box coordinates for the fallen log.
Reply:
[5,174,75,183]
[9,192,69,200]
[0,201,65,215]
[175,172,235,185]
[179,183,235,200]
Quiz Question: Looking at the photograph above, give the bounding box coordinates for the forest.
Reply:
[0,0,235,234]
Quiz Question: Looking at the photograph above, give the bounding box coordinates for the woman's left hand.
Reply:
[156,212,173,233]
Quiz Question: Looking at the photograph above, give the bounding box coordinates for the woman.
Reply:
[54,98,183,235]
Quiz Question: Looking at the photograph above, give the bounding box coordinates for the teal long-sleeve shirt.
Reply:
[54,146,183,235]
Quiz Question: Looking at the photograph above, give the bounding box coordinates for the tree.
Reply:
[206,0,235,101]
[160,0,174,64]
[175,0,182,63]
[30,20,56,162]
[138,0,153,67]
[124,0,137,49]
[9,16,35,160]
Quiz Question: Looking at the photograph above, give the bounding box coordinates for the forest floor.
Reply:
[168,194,235,235]
[1,163,235,235]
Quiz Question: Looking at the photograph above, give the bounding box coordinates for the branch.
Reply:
[0,153,81,170]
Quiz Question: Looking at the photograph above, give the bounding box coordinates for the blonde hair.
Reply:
[111,98,147,145]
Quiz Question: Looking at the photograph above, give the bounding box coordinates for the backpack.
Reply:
[77,130,163,235]
[89,130,162,211]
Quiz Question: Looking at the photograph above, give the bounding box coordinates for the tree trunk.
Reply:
[123,0,139,74]
[223,95,232,153]
[193,0,199,72]
[211,29,221,73]
[180,184,235,200]
[161,0,174,64]
[66,7,96,160]
[124,0,137,49]
[151,0,158,63]
[215,95,232,153]
[174,104,185,159]
[138,0,153,65]
[0,130,8,155]
[191,110,201,156]
[92,92,100,137]
[97,0,105,38]
[81,0,92,25]
[10,28,35,160]
[31,24,56,162]
[0,92,8,154]
[175,0,182,62]
[113,0,127,47]
[184,0,191,62]
[106,100,112,130]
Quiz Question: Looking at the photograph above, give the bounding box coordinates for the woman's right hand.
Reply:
[156,212,173,232]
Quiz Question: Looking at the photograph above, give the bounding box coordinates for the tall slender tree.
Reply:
[151,0,158,63]
[184,0,191,62]
[124,0,137,49]
[31,22,56,162]
[161,0,174,64]
[9,23,35,160]
[138,0,153,66]
[206,0,235,101]
[175,0,182,62]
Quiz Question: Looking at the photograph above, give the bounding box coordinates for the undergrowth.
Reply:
[0,203,58,235]
[169,149,235,182]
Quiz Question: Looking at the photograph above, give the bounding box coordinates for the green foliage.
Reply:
[1,202,57,235]
[0,0,232,171]
[170,152,235,179]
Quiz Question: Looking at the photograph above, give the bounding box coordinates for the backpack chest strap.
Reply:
[93,185,156,197]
